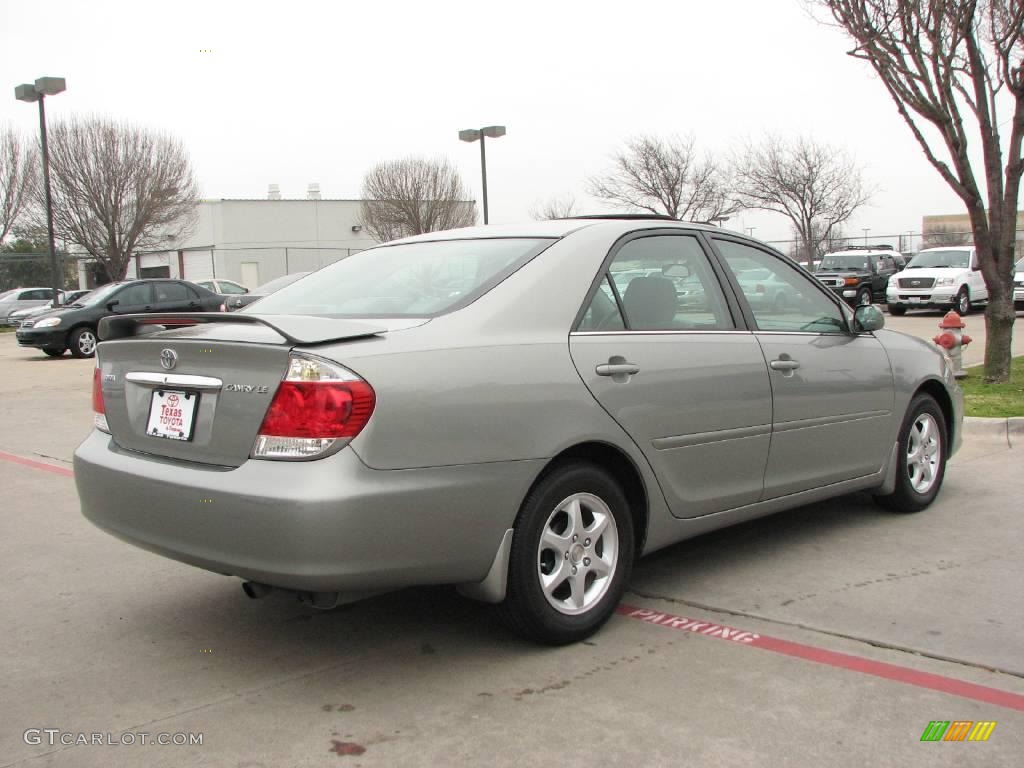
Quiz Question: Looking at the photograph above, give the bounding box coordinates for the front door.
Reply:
[569,232,773,518]
[712,238,895,498]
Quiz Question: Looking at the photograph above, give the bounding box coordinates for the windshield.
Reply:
[819,255,870,271]
[906,249,971,269]
[250,238,555,317]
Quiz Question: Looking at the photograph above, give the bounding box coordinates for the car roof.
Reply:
[384,216,738,245]
[824,249,900,256]
[917,245,973,252]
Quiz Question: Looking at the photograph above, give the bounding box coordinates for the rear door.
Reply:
[569,231,773,518]
[967,249,988,300]
[711,237,895,498]
[152,281,202,312]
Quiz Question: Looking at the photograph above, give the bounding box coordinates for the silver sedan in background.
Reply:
[75,217,961,645]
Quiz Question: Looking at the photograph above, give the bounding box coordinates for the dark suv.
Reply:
[15,279,222,358]
[814,247,900,306]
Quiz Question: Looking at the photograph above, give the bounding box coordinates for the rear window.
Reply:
[250,238,554,317]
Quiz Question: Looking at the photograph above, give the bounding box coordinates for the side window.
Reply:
[115,283,153,307]
[24,289,52,300]
[220,282,246,295]
[196,281,214,290]
[578,276,625,331]
[154,282,189,302]
[184,285,201,300]
[606,235,733,331]
[715,239,847,334]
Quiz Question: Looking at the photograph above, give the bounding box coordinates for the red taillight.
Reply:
[258,380,375,438]
[92,366,105,414]
[92,365,110,433]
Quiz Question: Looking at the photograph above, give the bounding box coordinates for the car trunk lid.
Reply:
[96,314,388,467]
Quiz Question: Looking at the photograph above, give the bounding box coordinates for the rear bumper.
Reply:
[74,430,541,593]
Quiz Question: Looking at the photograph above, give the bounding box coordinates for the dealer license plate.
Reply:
[146,389,198,441]
[908,297,922,304]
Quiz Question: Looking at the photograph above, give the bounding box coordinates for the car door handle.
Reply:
[769,359,800,371]
[596,362,640,376]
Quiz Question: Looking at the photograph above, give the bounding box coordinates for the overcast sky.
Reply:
[1,0,976,246]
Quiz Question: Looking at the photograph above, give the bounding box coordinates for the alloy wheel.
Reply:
[536,493,619,616]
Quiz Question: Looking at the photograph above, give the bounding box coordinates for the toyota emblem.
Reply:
[160,348,178,370]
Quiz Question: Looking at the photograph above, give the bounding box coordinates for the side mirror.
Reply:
[853,304,885,333]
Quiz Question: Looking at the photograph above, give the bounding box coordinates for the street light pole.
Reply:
[15,77,66,308]
[459,125,506,225]
[479,132,488,225]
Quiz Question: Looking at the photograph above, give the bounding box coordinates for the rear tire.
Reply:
[69,327,97,358]
[874,394,947,513]
[42,348,65,357]
[498,462,634,645]
[888,305,906,316]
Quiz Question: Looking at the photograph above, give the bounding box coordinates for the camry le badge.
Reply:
[160,349,178,371]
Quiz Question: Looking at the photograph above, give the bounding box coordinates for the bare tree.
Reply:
[817,0,1023,383]
[587,134,736,222]
[0,125,36,243]
[529,194,578,220]
[360,156,477,242]
[41,117,198,280]
[732,135,873,268]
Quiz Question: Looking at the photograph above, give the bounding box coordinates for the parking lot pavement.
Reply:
[1,334,1023,767]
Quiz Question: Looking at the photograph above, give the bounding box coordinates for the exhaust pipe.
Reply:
[242,581,273,600]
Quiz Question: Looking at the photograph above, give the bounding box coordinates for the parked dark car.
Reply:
[225,272,311,311]
[814,247,900,306]
[15,279,222,358]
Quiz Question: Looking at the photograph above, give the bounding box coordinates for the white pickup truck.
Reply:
[886,246,987,316]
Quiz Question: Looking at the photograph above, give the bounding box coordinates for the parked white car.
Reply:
[886,246,987,316]
[1014,257,1023,311]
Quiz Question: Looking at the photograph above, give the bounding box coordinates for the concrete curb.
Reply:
[962,416,1021,448]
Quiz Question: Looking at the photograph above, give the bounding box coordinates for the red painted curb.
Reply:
[0,450,74,478]
[618,604,1024,712]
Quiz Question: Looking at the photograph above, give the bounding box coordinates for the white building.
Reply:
[80,186,378,290]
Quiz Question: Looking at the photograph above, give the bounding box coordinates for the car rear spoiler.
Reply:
[98,313,387,346]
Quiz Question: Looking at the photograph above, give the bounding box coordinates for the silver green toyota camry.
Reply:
[75,216,962,645]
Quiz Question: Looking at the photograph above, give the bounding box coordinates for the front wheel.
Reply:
[68,327,97,358]
[856,287,873,306]
[956,287,971,315]
[498,462,634,645]
[874,394,947,513]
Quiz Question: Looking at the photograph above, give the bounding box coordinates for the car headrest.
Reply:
[622,276,677,329]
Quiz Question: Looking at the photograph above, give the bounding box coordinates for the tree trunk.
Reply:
[983,285,1015,384]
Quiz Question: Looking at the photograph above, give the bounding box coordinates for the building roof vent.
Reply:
[268,184,281,200]
[307,182,321,200]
